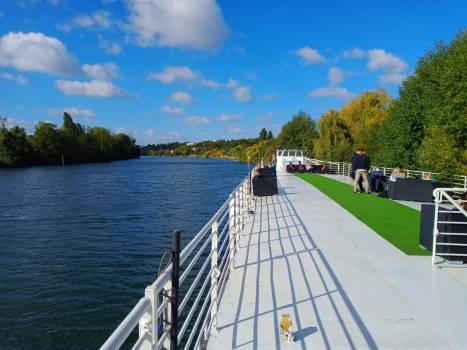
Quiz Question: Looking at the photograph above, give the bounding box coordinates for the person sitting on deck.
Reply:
[351,148,370,193]
[297,161,306,172]
[370,167,386,192]
[422,172,438,184]
[389,166,406,181]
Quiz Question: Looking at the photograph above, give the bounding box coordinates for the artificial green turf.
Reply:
[296,173,430,255]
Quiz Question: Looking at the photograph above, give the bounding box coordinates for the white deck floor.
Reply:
[207,172,467,350]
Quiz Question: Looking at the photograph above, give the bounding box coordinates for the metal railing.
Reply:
[101,173,252,350]
[431,188,467,264]
[305,158,467,188]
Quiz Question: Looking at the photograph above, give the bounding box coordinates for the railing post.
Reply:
[210,221,219,334]
[170,231,180,350]
[228,194,235,271]
[235,190,241,248]
[432,192,440,264]
[140,285,157,349]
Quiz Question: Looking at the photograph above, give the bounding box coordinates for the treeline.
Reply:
[143,31,466,175]
[0,113,140,168]
[310,31,466,175]
[141,127,275,163]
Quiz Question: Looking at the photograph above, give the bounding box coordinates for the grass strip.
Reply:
[296,173,429,255]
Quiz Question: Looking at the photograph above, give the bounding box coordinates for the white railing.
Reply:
[305,158,467,188]
[101,173,252,350]
[431,188,467,264]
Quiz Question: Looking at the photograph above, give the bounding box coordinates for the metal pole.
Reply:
[170,231,180,350]
[432,193,440,264]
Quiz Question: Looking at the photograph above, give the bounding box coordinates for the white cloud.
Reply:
[170,91,194,104]
[233,86,252,102]
[259,92,278,101]
[256,112,274,123]
[60,11,113,31]
[217,114,239,122]
[328,67,344,86]
[309,87,355,100]
[228,126,244,134]
[127,0,229,50]
[367,49,407,74]
[294,46,326,64]
[185,116,211,125]
[148,66,198,84]
[82,62,119,80]
[162,105,184,115]
[379,73,407,86]
[47,107,96,120]
[0,71,28,85]
[0,32,79,75]
[343,47,366,59]
[144,128,156,142]
[98,36,122,55]
[55,79,128,98]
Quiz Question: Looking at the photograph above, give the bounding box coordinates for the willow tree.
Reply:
[339,89,391,159]
[314,109,352,161]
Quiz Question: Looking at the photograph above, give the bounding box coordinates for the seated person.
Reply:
[370,167,386,192]
[389,166,406,181]
[297,161,306,172]
[457,192,467,211]
[320,165,329,173]
[422,172,438,184]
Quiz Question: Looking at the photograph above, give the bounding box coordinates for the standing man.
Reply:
[352,148,371,193]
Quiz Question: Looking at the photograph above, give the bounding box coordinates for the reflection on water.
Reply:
[0,156,247,349]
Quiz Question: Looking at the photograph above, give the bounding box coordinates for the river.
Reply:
[0,156,248,349]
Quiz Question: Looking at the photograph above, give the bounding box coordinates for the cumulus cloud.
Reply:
[98,36,122,55]
[127,0,229,50]
[82,62,119,80]
[60,11,113,32]
[217,114,239,122]
[328,67,344,86]
[259,92,278,101]
[148,66,198,84]
[47,107,96,120]
[185,116,211,125]
[256,112,274,123]
[0,71,28,85]
[343,47,366,59]
[309,87,354,100]
[367,49,407,74]
[233,86,252,102]
[55,79,128,98]
[0,32,79,75]
[379,73,407,86]
[228,126,244,134]
[162,105,184,115]
[294,46,326,64]
[170,91,194,104]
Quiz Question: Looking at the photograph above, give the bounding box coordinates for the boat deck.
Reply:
[207,172,467,350]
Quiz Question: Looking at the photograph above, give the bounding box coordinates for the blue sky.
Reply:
[0,0,466,144]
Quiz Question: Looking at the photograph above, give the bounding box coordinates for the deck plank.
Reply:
[207,172,467,350]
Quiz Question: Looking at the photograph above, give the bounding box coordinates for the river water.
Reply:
[0,157,248,349]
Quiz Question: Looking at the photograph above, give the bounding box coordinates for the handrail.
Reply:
[305,158,467,188]
[100,171,252,350]
[431,188,467,264]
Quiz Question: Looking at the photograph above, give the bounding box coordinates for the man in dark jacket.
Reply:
[351,148,370,193]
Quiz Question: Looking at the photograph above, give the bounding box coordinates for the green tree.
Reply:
[379,31,467,169]
[277,111,318,155]
[0,126,32,167]
[267,130,273,140]
[259,128,268,141]
[31,122,62,165]
[419,127,465,175]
